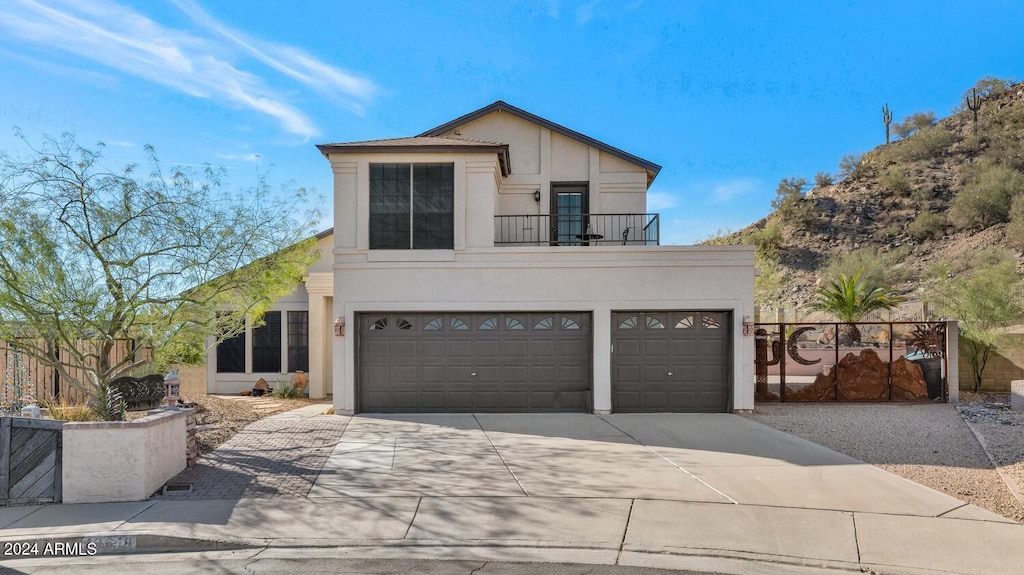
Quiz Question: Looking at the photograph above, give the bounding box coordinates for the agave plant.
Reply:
[808,271,902,343]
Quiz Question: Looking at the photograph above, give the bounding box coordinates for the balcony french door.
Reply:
[551,184,588,246]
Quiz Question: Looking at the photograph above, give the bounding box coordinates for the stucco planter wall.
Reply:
[62,407,190,504]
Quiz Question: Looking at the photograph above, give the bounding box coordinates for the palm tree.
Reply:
[808,271,901,343]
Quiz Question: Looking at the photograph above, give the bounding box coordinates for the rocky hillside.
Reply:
[717,79,1024,308]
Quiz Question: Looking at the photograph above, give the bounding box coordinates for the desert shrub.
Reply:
[823,246,908,288]
[892,111,938,140]
[879,167,912,196]
[909,212,947,241]
[744,221,784,258]
[881,126,956,163]
[788,200,820,229]
[956,75,1015,112]
[838,153,866,179]
[39,395,98,422]
[890,126,956,162]
[949,162,1024,229]
[271,381,301,398]
[770,177,806,211]
[911,186,936,202]
[1006,195,1024,247]
[700,227,740,245]
[814,171,834,187]
[754,252,786,307]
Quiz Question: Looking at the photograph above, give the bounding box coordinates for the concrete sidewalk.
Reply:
[2,408,1023,574]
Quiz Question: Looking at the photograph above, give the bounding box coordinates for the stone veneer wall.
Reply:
[959,333,1024,392]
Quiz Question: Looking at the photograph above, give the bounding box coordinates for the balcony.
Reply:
[494,213,659,246]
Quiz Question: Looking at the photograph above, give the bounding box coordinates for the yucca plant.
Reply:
[808,271,901,343]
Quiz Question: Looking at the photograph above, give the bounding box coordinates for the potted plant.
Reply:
[907,323,945,400]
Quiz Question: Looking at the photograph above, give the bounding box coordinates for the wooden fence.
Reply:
[1,339,145,405]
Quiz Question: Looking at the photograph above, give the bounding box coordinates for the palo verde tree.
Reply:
[0,134,319,416]
[928,248,1024,392]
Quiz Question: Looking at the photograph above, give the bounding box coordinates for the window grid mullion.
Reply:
[408,165,414,249]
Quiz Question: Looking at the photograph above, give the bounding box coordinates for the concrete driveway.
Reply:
[311,412,979,517]
[5,409,1024,575]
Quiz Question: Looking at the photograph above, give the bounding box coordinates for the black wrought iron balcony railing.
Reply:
[494,213,659,246]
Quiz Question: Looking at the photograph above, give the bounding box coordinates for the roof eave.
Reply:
[315,144,510,177]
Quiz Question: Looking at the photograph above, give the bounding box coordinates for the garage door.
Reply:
[612,311,731,412]
[358,312,591,413]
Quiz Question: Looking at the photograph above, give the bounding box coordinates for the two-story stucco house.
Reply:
[208,101,755,414]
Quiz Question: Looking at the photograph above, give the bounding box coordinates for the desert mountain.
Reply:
[712,78,1024,310]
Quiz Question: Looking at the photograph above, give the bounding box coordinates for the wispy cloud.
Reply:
[705,177,762,205]
[575,1,599,25]
[646,191,677,211]
[214,152,262,162]
[170,0,377,114]
[0,0,377,139]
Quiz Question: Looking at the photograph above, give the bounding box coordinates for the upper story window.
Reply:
[370,163,454,249]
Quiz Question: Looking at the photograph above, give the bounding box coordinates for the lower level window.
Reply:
[288,311,309,372]
[252,311,282,373]
[216,332,245,373]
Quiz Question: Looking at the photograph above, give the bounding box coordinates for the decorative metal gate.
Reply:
[0,417,63,505]
[754,321,948,402]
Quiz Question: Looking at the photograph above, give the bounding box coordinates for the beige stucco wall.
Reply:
[62,409,187,503]
[436,111,649,218]
[206,235,334,397]
[330,246,757,413]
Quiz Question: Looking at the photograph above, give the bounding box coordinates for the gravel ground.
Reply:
[745,399,1024,523]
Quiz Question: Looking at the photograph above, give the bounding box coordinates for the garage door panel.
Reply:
[556,365,585,385]
[503,340,529,357]
[615,391,641,409]
[359,312,591,413]
[390,340,416,357]
[616,339,641,357]
[476,391,500,409]
[476,340,501,357]
[531,365,555,382]
[447,392,474,409]
[613,311,731,413]
[643,366,669,381]
[643,339,670,356]
[392,366,417,383]
[421,341,446,357]
[447,340,474,356]
[672,339,697,357]
[421,366,445,383]
[530,340,557,356]
[501,392,529,409]
[364,340,392,359]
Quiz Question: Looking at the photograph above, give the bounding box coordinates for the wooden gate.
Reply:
[0,418,62,505]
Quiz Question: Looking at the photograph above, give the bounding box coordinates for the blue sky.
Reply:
[0,1,1021,244]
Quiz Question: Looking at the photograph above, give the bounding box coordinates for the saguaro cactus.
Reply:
[965,88,982,134]
[882,103,893,144]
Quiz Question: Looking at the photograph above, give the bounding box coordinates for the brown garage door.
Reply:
[612,311,731,412]
[358,312,591,413]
